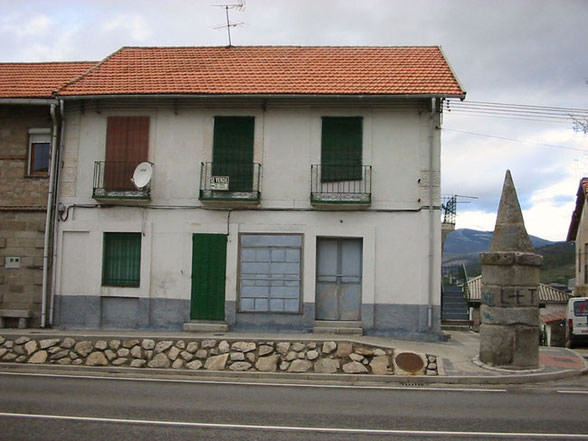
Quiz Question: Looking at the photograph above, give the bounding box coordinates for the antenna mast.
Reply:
[212,1,246,47]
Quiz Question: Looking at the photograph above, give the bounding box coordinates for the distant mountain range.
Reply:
[443,228,553,256]
[443,229,575,285]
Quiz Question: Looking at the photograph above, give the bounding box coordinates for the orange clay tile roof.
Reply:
[0,62,97,99]
[57,46,465,97]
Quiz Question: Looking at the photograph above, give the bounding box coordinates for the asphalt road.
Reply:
[0,370,587,441]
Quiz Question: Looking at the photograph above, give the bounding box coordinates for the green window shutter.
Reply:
[212,116,254,191]
[321,117,363,182]
[102,233,141,287]
[191,234,227,320]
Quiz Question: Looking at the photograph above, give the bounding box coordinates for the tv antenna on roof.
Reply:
[212,0,246,47]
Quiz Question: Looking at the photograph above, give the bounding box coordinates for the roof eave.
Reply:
[56,92,467,100]
[0,98,57,105]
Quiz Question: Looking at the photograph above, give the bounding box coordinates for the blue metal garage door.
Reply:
[239,234,302,313]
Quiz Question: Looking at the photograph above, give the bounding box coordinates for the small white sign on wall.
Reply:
[5,257,20,269]
[210,176,229,190]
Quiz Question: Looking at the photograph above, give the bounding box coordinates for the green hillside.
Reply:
[536,242,575,285]
[445,241,575,286]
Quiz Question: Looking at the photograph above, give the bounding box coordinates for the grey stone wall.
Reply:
[0,105,54,327]
[0,334,439,375]
[0,211,47,327]
[0,106,52,207]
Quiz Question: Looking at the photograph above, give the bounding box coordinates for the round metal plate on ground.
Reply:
[395,352,425,373]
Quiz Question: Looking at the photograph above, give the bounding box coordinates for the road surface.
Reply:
[0,369,587,440]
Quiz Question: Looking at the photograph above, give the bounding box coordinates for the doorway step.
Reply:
[183,320,229,333]
[313,320,363,335]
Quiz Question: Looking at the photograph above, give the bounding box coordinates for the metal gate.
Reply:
[316,238,362,321]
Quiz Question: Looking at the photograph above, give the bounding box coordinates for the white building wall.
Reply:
[54,98,442,338]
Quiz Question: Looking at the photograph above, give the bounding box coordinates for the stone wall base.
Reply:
[0,335,439,376]
[479,323,539,369]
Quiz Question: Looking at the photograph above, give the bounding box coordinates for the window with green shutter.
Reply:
[102,233,141,287]
[212,116,255,191]
[321,117,363,182]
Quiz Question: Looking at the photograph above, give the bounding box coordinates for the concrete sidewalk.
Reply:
[0,328,586,384]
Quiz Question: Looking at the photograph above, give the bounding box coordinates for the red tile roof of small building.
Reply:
[57,46,466,97]
[0,62,97,99]
[467,276,570,304]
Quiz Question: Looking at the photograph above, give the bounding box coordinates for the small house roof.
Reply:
[0,62,96,99]
[466,275,570,304]
[56,46,466,98]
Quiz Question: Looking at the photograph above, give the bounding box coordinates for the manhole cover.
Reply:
[395,352,424,373]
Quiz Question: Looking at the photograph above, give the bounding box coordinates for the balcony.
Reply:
[93,161,152,201]
[199,162,261,203]
[310,164,371,206]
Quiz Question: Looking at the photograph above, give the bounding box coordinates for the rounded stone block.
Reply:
[481,264,540,286]
[480,285,540,307]
[512,326,540,368]
[480,305,539,326]
[479,323,539,368]
[479,324,515,366]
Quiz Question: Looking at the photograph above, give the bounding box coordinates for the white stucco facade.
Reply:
[53,97,443,339]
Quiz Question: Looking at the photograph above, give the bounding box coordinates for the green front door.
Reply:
[191,234,227,320]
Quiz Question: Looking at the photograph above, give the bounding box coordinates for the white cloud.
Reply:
[0,13,50,38]
[101,15,151,42]
[455,210,496,233]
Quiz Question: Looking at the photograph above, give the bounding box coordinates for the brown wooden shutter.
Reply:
[105,116,149,190]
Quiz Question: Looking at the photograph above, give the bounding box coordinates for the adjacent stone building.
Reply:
[0,62,95,327]
[567,177,588,296]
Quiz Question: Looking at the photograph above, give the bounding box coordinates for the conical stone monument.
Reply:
[479,170,542,369]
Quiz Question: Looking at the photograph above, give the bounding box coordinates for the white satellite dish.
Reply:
[131,162,153,190]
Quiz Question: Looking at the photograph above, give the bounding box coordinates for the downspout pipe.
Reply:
[49,99,65,326]
[41,104,59,328]
[427,97,437,330]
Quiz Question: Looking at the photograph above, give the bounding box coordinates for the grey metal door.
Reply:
[316,238,362,321]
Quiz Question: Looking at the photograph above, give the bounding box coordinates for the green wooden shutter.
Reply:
[102,233,141,287]
[191,234,227,320]
[212,116,254,191]
[321,117,363,182]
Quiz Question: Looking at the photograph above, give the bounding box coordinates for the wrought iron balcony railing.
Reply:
[310,164,372,205]
[93,161,152,200]
[199,162,261,202]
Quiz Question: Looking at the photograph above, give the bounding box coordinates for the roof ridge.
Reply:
[117,45,442,49]
[0,61,97,65]
[55,48,124,96]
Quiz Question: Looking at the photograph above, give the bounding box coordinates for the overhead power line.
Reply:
[445,100,588,124]
[442,127,588,153]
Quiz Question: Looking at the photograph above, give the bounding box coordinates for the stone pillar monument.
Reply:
[479,170,542,369]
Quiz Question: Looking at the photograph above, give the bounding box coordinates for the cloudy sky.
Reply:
[1,0,587,241]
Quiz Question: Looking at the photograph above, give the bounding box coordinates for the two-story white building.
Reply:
[50,46,465,339]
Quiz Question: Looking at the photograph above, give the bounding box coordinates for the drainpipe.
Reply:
[48,99,65,326]
[427,97,437,330]
[41,104,59,328]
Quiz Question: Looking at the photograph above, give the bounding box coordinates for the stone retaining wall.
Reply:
[0,336,439,375]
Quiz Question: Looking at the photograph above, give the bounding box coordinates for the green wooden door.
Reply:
[191,234,227,320]
[212,116,254,191]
